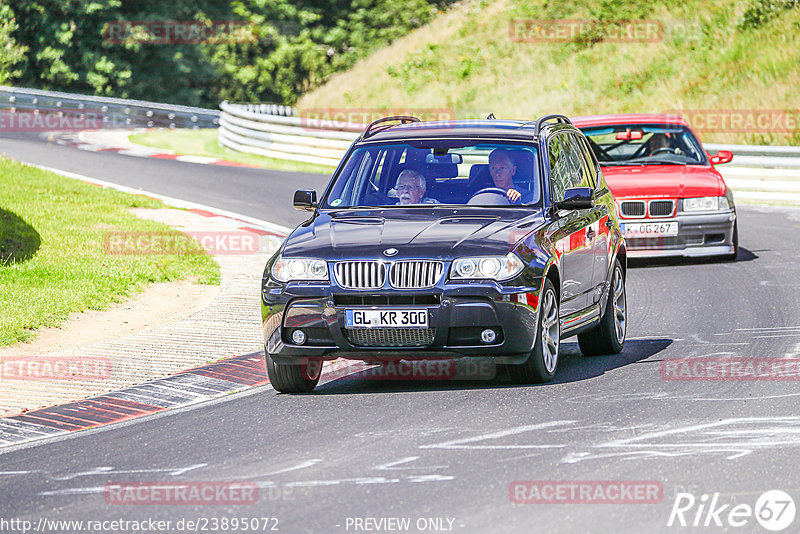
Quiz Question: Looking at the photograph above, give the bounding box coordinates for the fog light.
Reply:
[291,329,306,345]
[480,329,496,344]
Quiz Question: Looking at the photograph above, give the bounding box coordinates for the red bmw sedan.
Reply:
[573,114,737,259]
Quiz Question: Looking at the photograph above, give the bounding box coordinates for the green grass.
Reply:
[130,129,336,174]
[298,0,800,146]
[0,158,220,347]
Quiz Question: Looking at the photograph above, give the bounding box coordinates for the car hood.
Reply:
[282,207,547,260]
[600,164,726,199]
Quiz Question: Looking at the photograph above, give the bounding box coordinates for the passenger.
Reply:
[395,169,439,205]
[488,149,528,204]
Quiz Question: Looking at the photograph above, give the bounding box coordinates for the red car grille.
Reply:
[649,200,675,217]
[620,201,645,217]
[619,199,676,218]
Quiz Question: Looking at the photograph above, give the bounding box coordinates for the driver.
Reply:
[395,169,439,205]
[648,133,673,155]
[488,149,527,204]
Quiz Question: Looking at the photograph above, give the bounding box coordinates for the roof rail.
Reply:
[362,115,421,139]
[533,114,572,136]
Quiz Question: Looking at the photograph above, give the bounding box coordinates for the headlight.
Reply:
[451,253,524,281]
[271,256,328,282]
[683,196,730,212]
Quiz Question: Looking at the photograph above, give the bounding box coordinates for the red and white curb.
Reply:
[47,131,259,169]
[0,356,367,450]
[0,353,270,448]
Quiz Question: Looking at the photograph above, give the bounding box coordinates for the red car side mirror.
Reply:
[709,150,733,165]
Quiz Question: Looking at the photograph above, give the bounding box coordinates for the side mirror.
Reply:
[555,187,594,211]
[709,150,733,165]
[293,189,317,211]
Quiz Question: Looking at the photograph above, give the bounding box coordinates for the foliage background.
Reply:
[0,0,454,107]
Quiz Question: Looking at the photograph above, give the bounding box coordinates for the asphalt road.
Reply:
[0,133,330,228]
[2,135,800,533]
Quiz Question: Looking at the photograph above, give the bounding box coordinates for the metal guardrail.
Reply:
[218,101,361,167]
[219,102,800,203]
[219,102,800,172]
[0,86,219,129]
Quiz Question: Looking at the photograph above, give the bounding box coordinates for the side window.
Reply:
[328,149,373,206]
[548,134,569,202]
[570,133,596,188]
[561,134,591,189]
[352,150,383,204]
[575,134,599,188]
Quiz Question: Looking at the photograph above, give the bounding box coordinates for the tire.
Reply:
[578,259,626,356]
[507,278,560,384]
[266,353,322,393]
[722,220,739,262]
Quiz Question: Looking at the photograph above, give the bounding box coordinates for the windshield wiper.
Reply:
[602,160,685,166]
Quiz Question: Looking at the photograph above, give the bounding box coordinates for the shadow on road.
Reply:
[0,208,40,265]
[628,247,757,268]
[306,338,672,395]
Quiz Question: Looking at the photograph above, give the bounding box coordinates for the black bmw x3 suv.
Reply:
[261,114,627,392]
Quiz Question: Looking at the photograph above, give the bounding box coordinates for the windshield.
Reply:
[579,124,707,166]
[321,141,541,208]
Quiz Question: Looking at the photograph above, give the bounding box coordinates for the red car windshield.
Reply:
[579,124,707,166]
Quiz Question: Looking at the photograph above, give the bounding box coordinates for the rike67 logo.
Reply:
[668,490,795,531]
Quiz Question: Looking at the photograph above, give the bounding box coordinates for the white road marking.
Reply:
[561,450,745,464]
[175,155,219,164]
[562,417,800,463]
[420,421,575,450]
[284,477,400,488]
[736,326,800,331]
[39,486,107,496]
[53,463,207,481]
[23,163,292,235]
[241,459,322,480]
[569,391,800,403]
[689,334,709,344]
[374,456,448,471]
[407,474,455,482]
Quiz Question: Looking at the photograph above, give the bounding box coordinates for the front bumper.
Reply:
[261,283,541,363]
[621,209,736,258]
